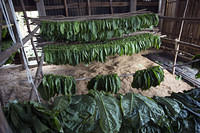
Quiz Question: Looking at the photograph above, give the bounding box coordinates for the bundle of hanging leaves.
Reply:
[40,13,159,42]
[87,73,121,94]
[38,74,77,101]
[191,54,200,78]
[43,33,161,65]
[132,66,164,90]
[4,88,200,133]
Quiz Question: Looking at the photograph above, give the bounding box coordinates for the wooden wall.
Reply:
[44,0,130,16]
[161,0,200,57]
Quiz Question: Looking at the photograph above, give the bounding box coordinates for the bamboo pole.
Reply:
[20,0,40,65]
[172,0,190,74]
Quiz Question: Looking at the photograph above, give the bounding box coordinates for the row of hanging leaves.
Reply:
[40,13,159,42]
[87,74,121,94]
[132,66,164,90]
[4,88,200,133]
[43,33,161,66]
[37,74,77,101]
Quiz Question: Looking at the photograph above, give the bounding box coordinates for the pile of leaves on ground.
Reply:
[43,33,161,65]
[87,73,121,94]
[4,88,200,133]
[132,66,164,90]
[40,13,158,42]
[38,74,77,101]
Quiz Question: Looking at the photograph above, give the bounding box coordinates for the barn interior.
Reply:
[0,0,200,133]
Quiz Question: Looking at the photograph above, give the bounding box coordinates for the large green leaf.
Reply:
[120,93,167,132]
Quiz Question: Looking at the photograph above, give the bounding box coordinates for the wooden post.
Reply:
[130,0,137,12]
[20,0,40,65]
[64,0,69,16]
[29,54,44,100]
[87,0,91,15]
[110,0,113,14]
[159,0,166,32]
[173,0,189,74]
[36,0,46,16]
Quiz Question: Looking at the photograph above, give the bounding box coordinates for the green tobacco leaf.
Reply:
[58,95,98,133]
[120,93,167,131]
[90,91,122,133]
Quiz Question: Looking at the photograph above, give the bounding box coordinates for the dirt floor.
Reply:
[0,52,193,105]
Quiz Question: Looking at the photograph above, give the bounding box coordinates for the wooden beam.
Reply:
[29,54,44,100]
[87,0,91,15]
[32,10,151,22]
[130,0,137,12]
[20,0,40,65]
[36,0,46,16]
[64,0,69,16]
[161,37,200,49]
[0,43,21,66]
[23,26,39,44]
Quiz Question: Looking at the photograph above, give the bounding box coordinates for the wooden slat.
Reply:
[137,1,158,6]
[64,0,69,16]
[32,10,152,22]
[45,5,65,10]
[87,0,91,15]
[68,2,128,8]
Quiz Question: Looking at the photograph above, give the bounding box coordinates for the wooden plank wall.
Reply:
[43,0,130,16]
[161,0,200,57]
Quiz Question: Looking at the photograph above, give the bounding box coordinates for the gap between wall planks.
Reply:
[20,0,40,66]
